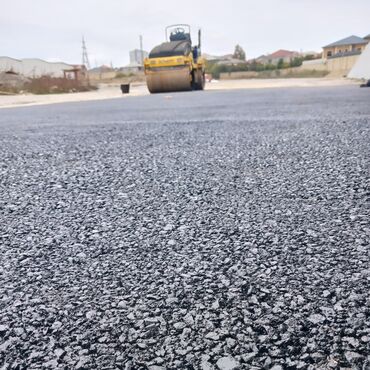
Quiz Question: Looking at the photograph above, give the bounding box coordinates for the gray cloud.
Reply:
[1,0,369,66]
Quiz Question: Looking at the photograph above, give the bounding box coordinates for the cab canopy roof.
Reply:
[149,40,192,59]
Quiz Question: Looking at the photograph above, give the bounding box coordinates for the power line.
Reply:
[82,36,91,70]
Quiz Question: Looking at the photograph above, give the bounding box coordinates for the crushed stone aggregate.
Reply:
[0,86,369,369]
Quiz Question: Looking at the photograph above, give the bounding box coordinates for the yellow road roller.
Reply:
[144,24,206,93]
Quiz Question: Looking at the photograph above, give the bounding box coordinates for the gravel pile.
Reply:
[0,87,369,369]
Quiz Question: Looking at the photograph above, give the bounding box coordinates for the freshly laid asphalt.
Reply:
[0,86,369,370]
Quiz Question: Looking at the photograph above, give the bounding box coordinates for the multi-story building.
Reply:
[129,49,148,66]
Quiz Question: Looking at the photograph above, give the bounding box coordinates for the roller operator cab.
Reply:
[144,25,206,94]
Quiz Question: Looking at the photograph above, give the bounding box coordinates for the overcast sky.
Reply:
[1,0,369,67]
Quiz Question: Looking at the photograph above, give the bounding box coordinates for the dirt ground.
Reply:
[0,78,357,109]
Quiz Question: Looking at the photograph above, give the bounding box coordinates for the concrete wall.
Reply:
[219,59,360,80]
[326,55,359,76]
[219,68,326,80]
[220,71,258,79]
[300,59,328,71]
[299,55,359,77]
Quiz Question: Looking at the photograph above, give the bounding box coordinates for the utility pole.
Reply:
[139,35,144,66]
[82,36,91,70]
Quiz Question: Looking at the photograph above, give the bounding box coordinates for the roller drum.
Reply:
[146,67,192,93]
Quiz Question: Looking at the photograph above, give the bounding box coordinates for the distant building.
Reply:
[217,58,248,66]
[202,53,220,61]
[256,50,300,65]
[119,49,148,75]
[63,65,88,82]
[255,54,268,64]
[202,53,247,69]
[0,57,78,78]
[0,57,87,83]
[88,65,116,81]
[89,65,114,73]
[129,49,148,65]
[118,63,143,75]
[300,51,322,59]
[322,35,369,59]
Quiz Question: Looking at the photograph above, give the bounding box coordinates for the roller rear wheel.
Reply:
[193,70,205,91]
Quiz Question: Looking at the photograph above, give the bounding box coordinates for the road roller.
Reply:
[144,24,206,93]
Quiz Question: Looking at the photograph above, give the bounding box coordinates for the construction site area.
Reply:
[1,28,370,104]
[1,2,370,370]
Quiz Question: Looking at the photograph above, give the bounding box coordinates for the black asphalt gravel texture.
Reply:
[0,86,369,370]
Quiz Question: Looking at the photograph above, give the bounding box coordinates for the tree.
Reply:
[277,58,284,69]
[249,59,258,71]
[290,57,303,68]
[233,45,246,61]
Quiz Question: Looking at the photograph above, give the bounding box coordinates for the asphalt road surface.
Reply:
[0,86,369,370]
